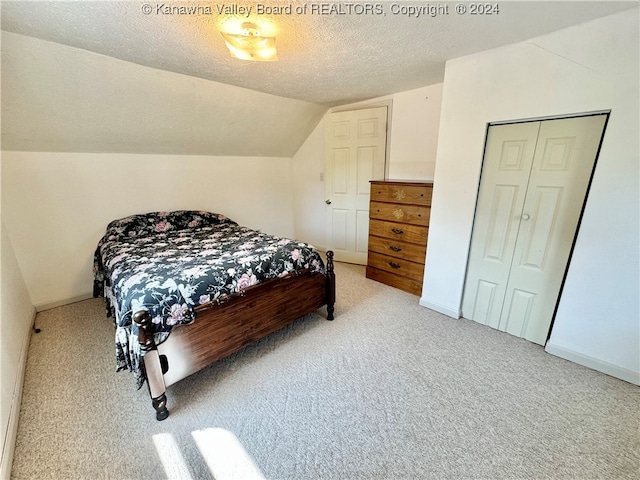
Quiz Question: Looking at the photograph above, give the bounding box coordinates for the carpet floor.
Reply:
[11,262,640,479]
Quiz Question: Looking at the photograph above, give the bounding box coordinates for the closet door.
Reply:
[461,122,540,329]
[462,115,607,345]
[499,115,607,343]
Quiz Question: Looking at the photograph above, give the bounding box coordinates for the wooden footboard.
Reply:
[135,251,335,420]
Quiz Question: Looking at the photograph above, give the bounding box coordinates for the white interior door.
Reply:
[325,107,387,264]
[462,114,607,345]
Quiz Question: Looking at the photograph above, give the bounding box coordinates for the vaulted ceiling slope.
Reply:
[1,31,325,156]
[1,1,635,157]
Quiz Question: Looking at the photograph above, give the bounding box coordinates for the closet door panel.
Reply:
[500,115,608,344]
[461,122,540,327]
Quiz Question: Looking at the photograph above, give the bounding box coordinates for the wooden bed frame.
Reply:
[133,251,335,420]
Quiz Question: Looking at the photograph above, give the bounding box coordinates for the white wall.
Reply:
[293,83,443,249]
[385,84,443,181]
[1,220,36,479]
[292,121,326,249]
[2,152,296,309]
[421,9,639,383]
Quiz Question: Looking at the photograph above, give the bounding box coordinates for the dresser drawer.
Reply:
[367,251,425,282]
[368,235,426,263]
[366,267,423,296]
[370,201,430,226]
[370,182,432,206]
[369,219,428,244]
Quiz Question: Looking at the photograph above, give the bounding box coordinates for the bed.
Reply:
[93,210,335,420]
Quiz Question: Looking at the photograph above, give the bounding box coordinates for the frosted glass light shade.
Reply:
[221,23,278,61]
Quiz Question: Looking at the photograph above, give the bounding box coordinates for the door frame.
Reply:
[462,110,610,344]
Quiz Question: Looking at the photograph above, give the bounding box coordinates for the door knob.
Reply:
[325,199,332,205]
[522,213,530,220]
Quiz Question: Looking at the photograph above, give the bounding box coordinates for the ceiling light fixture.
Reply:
[220,22,278,61]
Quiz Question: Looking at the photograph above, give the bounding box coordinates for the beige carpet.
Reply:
[11,262,640,479]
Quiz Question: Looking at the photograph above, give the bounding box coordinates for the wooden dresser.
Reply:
[366,180,433,295]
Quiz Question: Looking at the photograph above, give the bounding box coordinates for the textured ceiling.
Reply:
[1,1,636,106]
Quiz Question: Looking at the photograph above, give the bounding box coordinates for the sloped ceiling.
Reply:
[1,31,325,156]
[1,1,635,156]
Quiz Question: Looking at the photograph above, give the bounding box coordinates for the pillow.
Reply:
[104,210,234,240]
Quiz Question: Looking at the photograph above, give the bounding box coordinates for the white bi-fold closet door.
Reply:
[462,114,607,345]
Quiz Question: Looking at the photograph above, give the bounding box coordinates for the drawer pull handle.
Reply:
[391,228,404,235]
[389,245,402,252]
[388,261,401,269]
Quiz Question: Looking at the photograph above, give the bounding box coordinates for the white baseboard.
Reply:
[35,292,93,312]
[418,298,460,319]
[0,309,36,480]
[545,342,640,386]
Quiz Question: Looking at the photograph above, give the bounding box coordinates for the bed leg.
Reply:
[151,392,169,422]
[325,250,336,320]
[134,310,170,421]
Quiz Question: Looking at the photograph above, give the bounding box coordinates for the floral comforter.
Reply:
[93,210,325,387]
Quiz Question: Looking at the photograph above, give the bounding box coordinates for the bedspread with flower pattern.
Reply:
[93,210,325,387]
